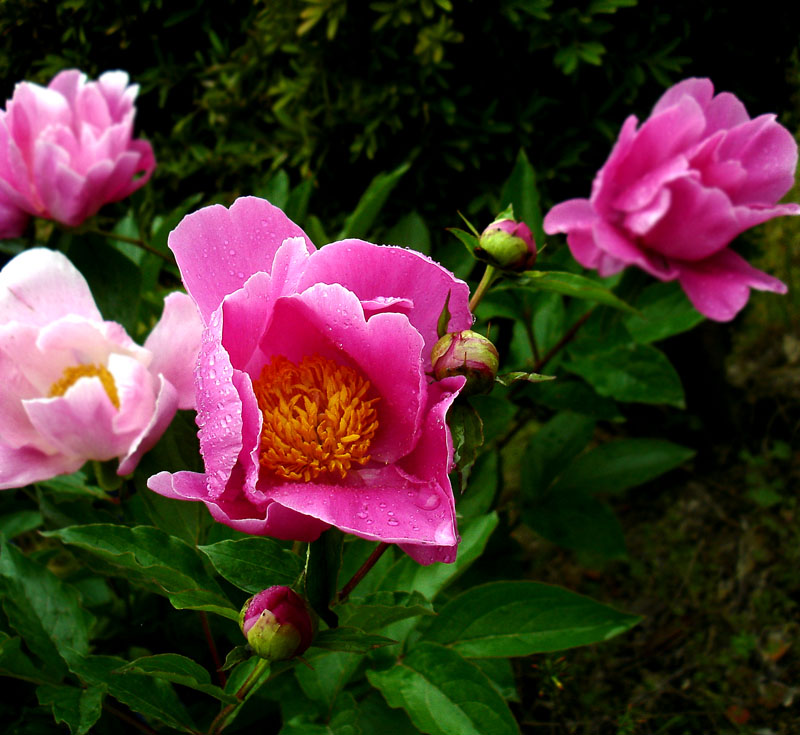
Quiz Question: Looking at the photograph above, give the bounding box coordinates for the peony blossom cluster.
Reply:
[0,248,202,489]
[544,78,800,321]
[0,70,155,238]
[148,197,472,564]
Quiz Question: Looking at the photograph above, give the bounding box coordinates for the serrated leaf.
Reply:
[116,653,236,703]
[553,439,695,495]
[338,590,435,631]
[367,642,520,735]
[69,655,196,733]
[311,627,397,653]
[509,271,636,312]
[424,582,640,656]
[0,538,94,679]
[42,525,237,620]
[36,684,104,735]
[198,537,303,593]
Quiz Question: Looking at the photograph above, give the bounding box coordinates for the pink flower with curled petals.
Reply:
[544,77,800,321]
[0,69,155,236]
[147,196,473,565]
[0,248,202,489]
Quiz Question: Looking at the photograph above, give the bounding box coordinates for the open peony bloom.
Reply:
[544,77,800,321]
[0,248,202,489]
[0,69,155,237]
[147,197,473,564]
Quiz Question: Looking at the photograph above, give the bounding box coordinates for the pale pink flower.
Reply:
[147,197,473,564]
[0,248,201,488]
[544,78,800,321]
[0,70,155,236]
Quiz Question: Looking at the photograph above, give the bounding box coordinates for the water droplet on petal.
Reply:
[414,491,441,511]
[387,518,399,526]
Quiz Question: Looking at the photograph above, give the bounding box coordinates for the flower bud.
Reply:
[477,218,536,271]
[431,330,499,395]
[239,586,315,661]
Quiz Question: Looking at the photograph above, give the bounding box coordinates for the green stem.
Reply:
[336,542,390,604]
[468,265,498,312]
[533,307,594,373]
[85,227,173,264]
[207,658,270,735]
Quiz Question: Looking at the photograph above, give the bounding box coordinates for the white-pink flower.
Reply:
[0,248,202,489]
[0,70,156,237]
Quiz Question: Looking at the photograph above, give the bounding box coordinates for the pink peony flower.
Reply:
[0,248,202,489]
[147,197,473,564]
[0,70,156,236]
[544,78,800,321]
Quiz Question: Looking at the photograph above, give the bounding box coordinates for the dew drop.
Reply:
[378,502,387,510]
[387,518,399,526]
[414,491,441,511]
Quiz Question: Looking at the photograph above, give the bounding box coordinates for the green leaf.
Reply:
[338,162,410,239]
[295,651,361,709]
[221,645,252,671]
[554,439,695,495]
[499,149,545,246]
[437,291,452,338]
[424,582,640,656]
[151,192,204,257]
[387,211,431,255]
[36,684,104,735]
[69,655,196,733]
[447,227,480,256]
[0,537,94,678]
[624,281,704,344]
[524,379,623,421]
[38,471,108,500]
[457,451,498,520]
[356,691,421,735]
[0,510,43,540]
[508,271,636,313]
[474,659,520,702]
[116,653,237,703]
[495,371,554,387]
[305,529,344,629]
[564,341,685,407]
[198,537,304,593]
[377,513,498,601]
[42,524,237,620]
[367,642,520,735]
[449,401,484,474]
[0,632,54,684]
[522,412,596,498]
[338,591,435,631]
[311,627,397,653]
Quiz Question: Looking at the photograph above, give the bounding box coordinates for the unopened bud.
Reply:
[239,586,315,661]
[431,330,499,395]
[477,218,536,271]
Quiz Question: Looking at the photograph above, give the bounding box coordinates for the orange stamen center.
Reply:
[253,354,380,482]
[49,363,120,409]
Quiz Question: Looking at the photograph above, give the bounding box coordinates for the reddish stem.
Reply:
[533,308,593,373]
[200,611,227,687]
[336,542,390,603]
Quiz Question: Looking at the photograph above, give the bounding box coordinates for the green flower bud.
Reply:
[239,586,315,661]
[431,330,499,395]
[476,218,536,271]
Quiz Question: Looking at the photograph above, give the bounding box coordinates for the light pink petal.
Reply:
[108,353,157,436]
[702,91,750,134]
[543,198,598,234]
[0,248,101,325]
[33,139,87,225]
[592,220,678,280]
[37,316,146,366]
[651,78,714,117]
[0,440,82,490]
[118,375,179,475]
[232,370,262,503]
[0,195,29,238]
[75,81,112,131]
[96,71,135,121]
[677,248,787,322]
[168,197,312,323]
[299,240,471,365]
[47,70,84,110]
[717,115,799,205]
[23,377,127,461]
[144,292,203,409]
[0,342,41,449]
[258,283,427,462]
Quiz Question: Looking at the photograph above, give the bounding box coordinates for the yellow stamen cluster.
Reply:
[253,354,380,482]
[49,363,120,409]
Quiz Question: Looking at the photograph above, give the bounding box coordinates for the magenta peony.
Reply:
[544,78,800,321]
[0,248,202,489]
[147,197,472,564]
[0,70,155,236]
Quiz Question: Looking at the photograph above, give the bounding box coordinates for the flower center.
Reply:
[253,354,380,482]
[48,363,120,409]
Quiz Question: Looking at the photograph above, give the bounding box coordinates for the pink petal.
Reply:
[117,375,179,475]
[651,78,714,117]
[168,197,312,323]
[0,194,29,238]
[677,248,787,322]
[592,220,678,280]
[144,292,203,409]
[0,439,82,490]
[543,198,597,234]
[299,240,472,366]
[0,249,101,326]
[702,91,750,134]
